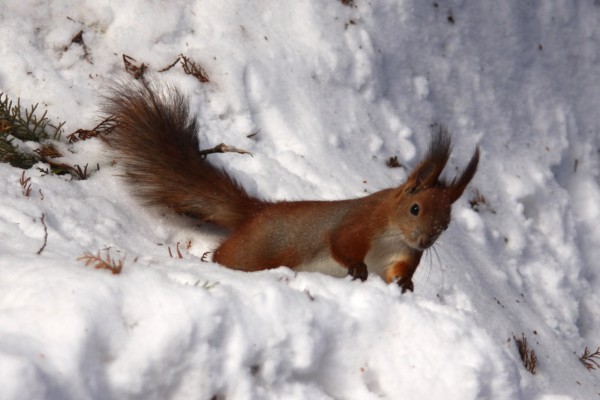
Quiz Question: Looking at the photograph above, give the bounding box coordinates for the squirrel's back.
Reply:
[102,81,264,230]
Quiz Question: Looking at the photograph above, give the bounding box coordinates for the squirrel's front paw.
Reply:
[397,276,414,293]
[348,262,368,281]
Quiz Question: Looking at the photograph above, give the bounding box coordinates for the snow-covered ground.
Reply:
[1,1,600,399]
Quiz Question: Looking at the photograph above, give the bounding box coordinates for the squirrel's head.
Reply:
[392,128,479,251]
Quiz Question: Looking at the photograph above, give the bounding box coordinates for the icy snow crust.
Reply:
[1,1,600,399]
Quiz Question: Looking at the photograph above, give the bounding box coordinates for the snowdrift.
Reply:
[1,1,600,399]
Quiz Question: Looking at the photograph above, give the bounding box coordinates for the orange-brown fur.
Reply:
[104,80,479,292]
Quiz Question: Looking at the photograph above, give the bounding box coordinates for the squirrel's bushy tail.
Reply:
[102,80,264,230]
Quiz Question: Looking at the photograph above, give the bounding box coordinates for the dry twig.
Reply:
[39,155,89,180]
[168,242,184,258]
[246,129,260,140]
[514,333,537,374]
[469,188,496,213]
[580,346,600,370]
[159,54,210,83]
[386,156,402,168]
[179,54,210,83]
[123,54,147,80]
[199,143,253,158]
[67,116,118,143]
[158,56,181,73]
[65,30,92,64]
[37,213,48,255]
[19,171,32,197]
[78,250,123,274]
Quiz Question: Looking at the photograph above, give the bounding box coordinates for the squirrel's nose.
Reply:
[418,236,434,249]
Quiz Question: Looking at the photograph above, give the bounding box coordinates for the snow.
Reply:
[1,0,600,399]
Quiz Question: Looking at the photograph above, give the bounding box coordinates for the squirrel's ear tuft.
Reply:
[405,127,452,192]
[447,146,480,203]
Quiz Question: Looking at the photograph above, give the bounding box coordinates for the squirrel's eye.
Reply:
[410,204,420,216]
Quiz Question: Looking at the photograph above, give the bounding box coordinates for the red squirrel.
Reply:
[103,80,479,292]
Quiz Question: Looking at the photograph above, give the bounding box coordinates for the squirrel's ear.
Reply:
[405,127,452,192]
[447,146,480,203]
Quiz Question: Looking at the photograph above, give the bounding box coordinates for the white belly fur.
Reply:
[295,231,411,280]
[294,254,348,278]
[364,232,412,278]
